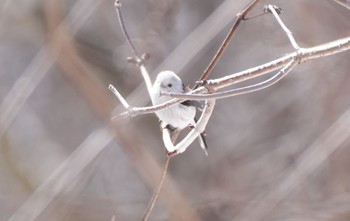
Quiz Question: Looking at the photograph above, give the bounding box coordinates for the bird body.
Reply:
[151,70,208,155]
[151,71,195,129]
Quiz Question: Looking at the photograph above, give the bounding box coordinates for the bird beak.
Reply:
[159,83,166,89]
[158,83,166,96]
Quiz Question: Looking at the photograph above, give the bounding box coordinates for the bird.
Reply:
[151,70,208,156]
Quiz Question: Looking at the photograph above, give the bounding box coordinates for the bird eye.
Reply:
[167,83,172,88]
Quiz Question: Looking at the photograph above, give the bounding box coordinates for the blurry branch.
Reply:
[0,0,103,140]
[47,1,114,118]
[234,105,350,221]
[0,50,54,139]
[333,0,350,10]
[7,128,115,221]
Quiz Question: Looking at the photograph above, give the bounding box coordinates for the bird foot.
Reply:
[188,124,207,136]
[167,150,178,157]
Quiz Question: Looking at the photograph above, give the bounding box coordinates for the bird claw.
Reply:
[167,150,178,157]
[188,124,207,136]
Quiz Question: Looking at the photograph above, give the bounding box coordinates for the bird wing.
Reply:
[181,83,204,110]
[181,100,203,109]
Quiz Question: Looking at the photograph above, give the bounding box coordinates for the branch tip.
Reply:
[114,0,121,8]
[126,53,149,67]
[108,84,130,109]
[264,5,282,15]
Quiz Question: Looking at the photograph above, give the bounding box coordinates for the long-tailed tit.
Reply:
[151,70,208,155]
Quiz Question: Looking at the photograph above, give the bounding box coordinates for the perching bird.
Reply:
[151,70,208,155]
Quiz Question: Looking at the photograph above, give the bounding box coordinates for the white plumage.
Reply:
[151,70,208,155]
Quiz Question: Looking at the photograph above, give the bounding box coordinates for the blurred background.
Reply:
[1,0,350,220]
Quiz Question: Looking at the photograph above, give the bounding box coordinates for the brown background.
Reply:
[1,0,350,220]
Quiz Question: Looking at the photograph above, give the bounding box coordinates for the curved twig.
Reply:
[162,99,216,155]
[142,155,171,221]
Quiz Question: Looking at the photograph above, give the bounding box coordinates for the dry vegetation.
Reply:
[1,0,350,221]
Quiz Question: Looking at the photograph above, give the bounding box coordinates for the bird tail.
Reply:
[193,117,208,156]
[198,133,208,156]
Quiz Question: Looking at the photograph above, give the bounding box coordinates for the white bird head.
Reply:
[153,70,183,94]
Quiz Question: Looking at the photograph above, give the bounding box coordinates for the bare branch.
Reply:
[266,5,300,50]
[208,36,350,90]
[163,59,298,100]
[114,0,153,99]
[196,0,262,85]
[114,0,140,58]
[142,155,171,221]
[108,84,130,109]
[139,63,153,99]
[112,36,350,119]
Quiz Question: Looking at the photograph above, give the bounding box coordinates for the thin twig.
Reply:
[139,62,153,99]
[108,84,130,109]
[195,0,262,86]
[114,0,140,58]
[142,155,170,221]
[267,5,300,50]
[140,95,215,220]
[142,125,182,220]
[111,96,188,120]
[114,1,153,97]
